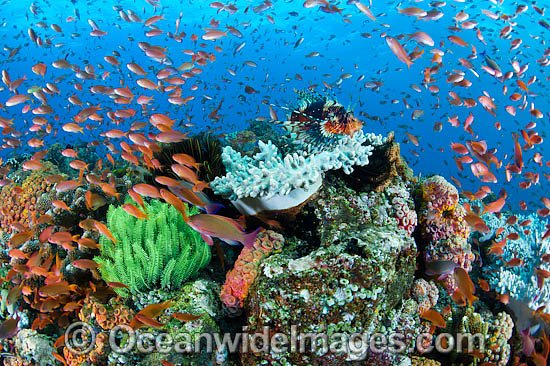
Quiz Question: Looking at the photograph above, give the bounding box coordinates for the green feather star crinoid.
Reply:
[95,198,211,297]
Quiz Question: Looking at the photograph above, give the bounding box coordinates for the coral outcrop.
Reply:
[211,131,385,215]
[242,223,416,365]
[458,307,514,366]
[416,175,475,292]
[220,230,284,314]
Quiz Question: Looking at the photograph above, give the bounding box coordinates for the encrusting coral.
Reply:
[458,306,514,366]
[94,198,211,297]
[0,161,57,236]
[220,230,284,314]
[416,175,475,292]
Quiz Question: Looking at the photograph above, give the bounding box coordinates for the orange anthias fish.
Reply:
[385,36,413,68]
[482,196,506,214]
[134,314,166,328]
[129,300,173,330]
[420,309,446,329]
[164,189,261,248]
[94,220,118,244]
[173,312,204,322]
[122,203,149,220]
[453,267,478,306]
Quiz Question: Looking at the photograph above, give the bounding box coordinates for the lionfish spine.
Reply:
[269,91,363,151]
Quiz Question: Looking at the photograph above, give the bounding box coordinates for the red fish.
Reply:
[385,37,413,68]
[453,267,478,306]
[177,202,261,249]
[420,309,446,328]
[483,196,506,214]
[130,300,173,330]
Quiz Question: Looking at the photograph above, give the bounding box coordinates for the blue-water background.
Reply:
[0,0,547,213]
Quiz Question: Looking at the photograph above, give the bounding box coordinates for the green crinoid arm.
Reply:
[95,197,211,297]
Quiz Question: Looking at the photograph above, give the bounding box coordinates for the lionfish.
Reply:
[273,90,363,150]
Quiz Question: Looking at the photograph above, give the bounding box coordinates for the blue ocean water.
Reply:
[0,0,547,213]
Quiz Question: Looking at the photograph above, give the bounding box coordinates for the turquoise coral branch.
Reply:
[210,131,386,200]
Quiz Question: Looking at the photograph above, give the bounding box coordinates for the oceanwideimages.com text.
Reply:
[65,322,487,360]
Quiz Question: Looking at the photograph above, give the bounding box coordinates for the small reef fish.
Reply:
[0,315,19,339]
[183,212,262,249]
[130,300,173,330]
[168,181,223,214]
[163,188,260,248]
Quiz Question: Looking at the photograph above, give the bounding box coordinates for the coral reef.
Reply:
[411,279,439,315]
[95,199,211,297]
[411,356,441,366]
[78,296,134,330]
[243,222,416,365]
[9,329,56,366]
[416,175,475,292]
[458,307,514,366]
[211,130,385,203]
[0,128,525,366]
[312,179,416,246]
[139,279,226,366]
[481,212,550,310]
[0,162,57,236]
[61,296,135,366]
[387,183,418,236]
[220,230,284,314]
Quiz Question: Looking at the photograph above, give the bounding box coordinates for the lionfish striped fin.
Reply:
[267,103,338,148]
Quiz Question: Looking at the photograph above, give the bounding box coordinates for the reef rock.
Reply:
[138,279,227,366]
[243,224,416,365]
[312,179,417,246]
[10,329,56,366]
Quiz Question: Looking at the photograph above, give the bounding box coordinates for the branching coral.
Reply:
[482,212,550,310]
[94,199,211,297]
[220,230,283,313]
[211,131,385,201]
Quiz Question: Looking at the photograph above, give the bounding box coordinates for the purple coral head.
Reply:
[425,260,459,280]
